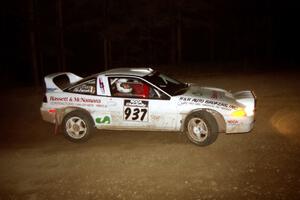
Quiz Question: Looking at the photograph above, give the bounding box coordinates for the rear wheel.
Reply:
[62,111,94,142]
[185,112,218,146]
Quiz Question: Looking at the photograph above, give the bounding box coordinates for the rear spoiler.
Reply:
[44,72,82,92]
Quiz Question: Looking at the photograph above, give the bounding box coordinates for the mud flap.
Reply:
[54,112,59,135]
[54,109,64,135]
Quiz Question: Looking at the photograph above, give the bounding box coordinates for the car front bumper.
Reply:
[225,115,255,133]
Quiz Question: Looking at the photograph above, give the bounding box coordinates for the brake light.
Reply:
[48,109,56,113]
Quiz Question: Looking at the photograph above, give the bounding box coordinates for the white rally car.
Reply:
[40,68,256,146]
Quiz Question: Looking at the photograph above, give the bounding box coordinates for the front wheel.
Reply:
[62,111,94,142]
[185,112,218,146]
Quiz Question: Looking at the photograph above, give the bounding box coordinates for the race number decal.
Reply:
[123,100,149,121]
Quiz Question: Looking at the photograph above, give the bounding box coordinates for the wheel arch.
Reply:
[182,108,226,133]
[57,107,95,127]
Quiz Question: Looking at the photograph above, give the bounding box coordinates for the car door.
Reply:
[147,97,179,131]
[104,76,150,130]
[106,76,179,131]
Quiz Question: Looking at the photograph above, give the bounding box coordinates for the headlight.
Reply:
[231,108,246,117]
[231,107,254,117]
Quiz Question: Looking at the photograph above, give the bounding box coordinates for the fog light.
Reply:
[231,108,246,117]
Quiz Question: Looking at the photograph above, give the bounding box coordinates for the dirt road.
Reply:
[1,72,300,200]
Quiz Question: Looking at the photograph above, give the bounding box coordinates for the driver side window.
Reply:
[108,77,168,99]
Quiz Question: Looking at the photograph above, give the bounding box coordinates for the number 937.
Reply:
[124,107,148,121]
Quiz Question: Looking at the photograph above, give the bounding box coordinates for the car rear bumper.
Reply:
[40,107,56,124]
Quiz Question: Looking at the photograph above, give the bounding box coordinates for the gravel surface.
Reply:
[1,72,300,200]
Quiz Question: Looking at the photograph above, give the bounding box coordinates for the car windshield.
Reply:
[144,71,189,96]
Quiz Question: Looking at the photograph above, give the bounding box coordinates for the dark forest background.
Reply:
[1,0,300,86]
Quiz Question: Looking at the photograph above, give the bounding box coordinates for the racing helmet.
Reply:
[116,78,132,93]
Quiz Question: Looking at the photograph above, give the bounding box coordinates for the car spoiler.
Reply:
[44,72,82,92]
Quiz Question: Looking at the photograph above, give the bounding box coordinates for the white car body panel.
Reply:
[41,68,256,135]
[44,72,82,92]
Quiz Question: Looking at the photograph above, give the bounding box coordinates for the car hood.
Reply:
[182,84,235,102]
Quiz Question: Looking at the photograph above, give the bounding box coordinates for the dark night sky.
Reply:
[1,0,300,85]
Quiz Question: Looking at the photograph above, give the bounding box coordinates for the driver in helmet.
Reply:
[116,78,132,94]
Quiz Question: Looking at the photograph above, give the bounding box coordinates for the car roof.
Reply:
[101,68,154,77]
[63,68,155,91]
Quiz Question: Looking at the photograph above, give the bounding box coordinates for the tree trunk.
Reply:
[57,0,66,72]
[176,9,182,64]
[209,4,215,62]
[36,13,44,77]
[104,38,108,70]
[148,18,153,64]
[266,0,272,65]
[108,39,112,67]
[102,0,112,69]
[209,27,215,62]
[168,0,176,64]
[170,25,176,64]
[29,0,39,87]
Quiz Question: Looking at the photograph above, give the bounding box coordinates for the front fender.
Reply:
[180,108,226,133]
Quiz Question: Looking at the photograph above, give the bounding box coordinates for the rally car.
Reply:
[40,68,256,146]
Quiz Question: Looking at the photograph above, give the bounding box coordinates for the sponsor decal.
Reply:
[228,104,237,109]
[178,97,205,106]
[150,115,160,121]
[227,119,239,124]
[50,96,101,103]
[204,99,228,107]
[178,96,237,110]
[211,91,218,99]
[73,97,101,103]
[180,97,191,101]
[124,99,148,107]
[49,96,103,107]
[73,85,95,94]
[96,116,111,124]
[203,100,238,110]
[50,96,69,101]
[99,78,105,94]
[123,99,149,121]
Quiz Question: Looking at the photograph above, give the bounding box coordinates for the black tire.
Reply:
[62,110,94,142]
[184,112,219,146]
